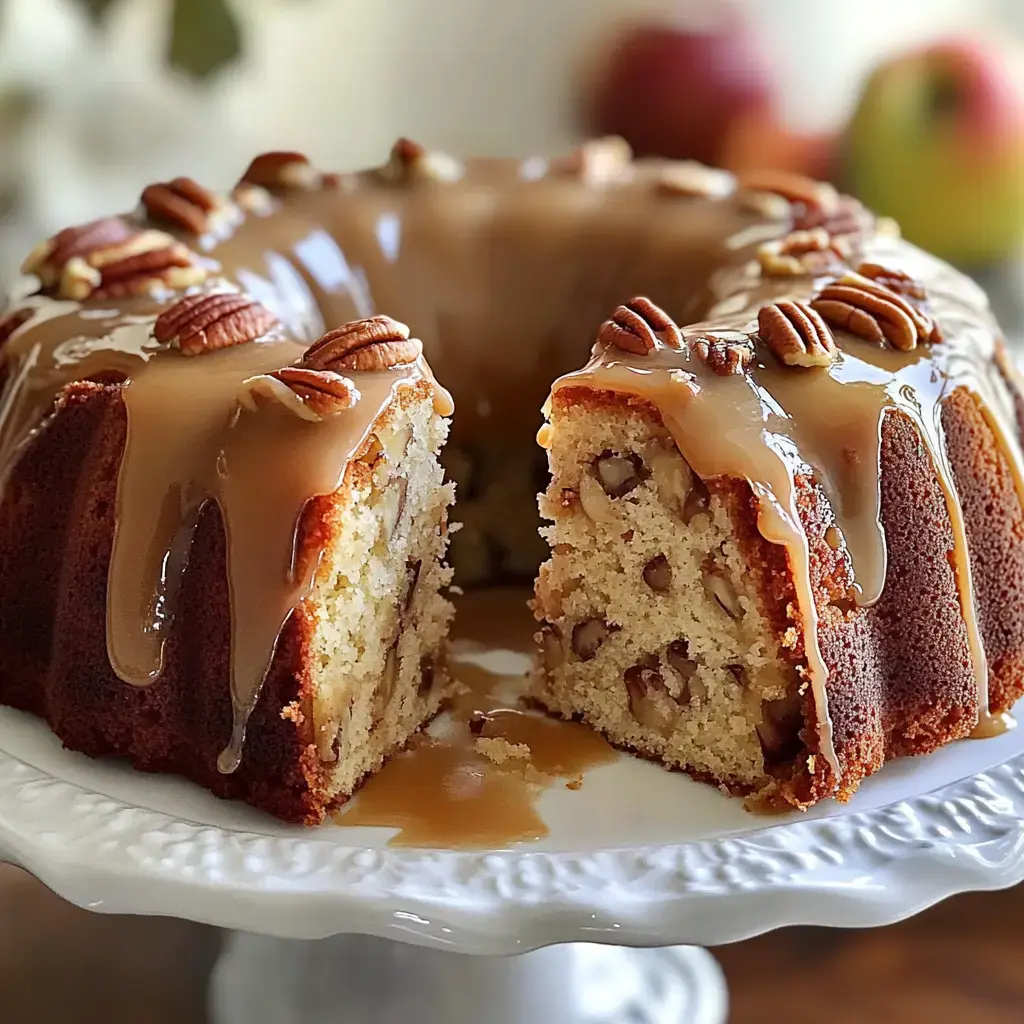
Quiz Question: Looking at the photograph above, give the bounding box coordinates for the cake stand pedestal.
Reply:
[4,679,1024,1024]
[210,934,727,1024]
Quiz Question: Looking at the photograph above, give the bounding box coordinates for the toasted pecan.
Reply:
[757,228,846,278]
[758,300,837,368]
[238,151,338,192]
[598,297,683,356]
[242,367,361,420]
[811,272,937,351]
[142,177,233,236]
[301,315,422,372]
[154,293,279,356]
[690,332,755,375]
[377,137,464,185]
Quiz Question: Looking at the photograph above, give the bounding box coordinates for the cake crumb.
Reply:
[475,736,530,764]
[280,701,304,725]
[565,775,583,790]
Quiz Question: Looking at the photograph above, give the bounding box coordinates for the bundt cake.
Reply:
[0,138,1020,823]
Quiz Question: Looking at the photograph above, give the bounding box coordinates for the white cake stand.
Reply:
[3,644,1024,1023]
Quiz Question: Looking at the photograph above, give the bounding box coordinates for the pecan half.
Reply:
[553,136,632,185]
[758,300,837,368]
[795,193,871,238]
[141,177,235,236]
[238,151,338,192]
[302,315,422,372]
[737,169,839,218]
[91,233,206,301]
[757,228,846,278]
[654,162,732,199]
[22,218,136,290]
[811,272,937,351]
[242,367,361,421]
[154,293,279,356]
[598,297,683,355]
[859,262,942,343]
[24,219,207,301]
[378,138,464,185]
[856,262,928,302]
[690,331,754,376]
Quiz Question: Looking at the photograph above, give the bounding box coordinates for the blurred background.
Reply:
[5,0,1024,1020]
[5,0,1024,325]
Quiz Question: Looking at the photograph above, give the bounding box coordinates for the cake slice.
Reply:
[533,291,1024,811]
[0,302,455,824]
[534,381,802,804]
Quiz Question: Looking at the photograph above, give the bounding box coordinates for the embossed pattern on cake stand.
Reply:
[3,643,1024,1023]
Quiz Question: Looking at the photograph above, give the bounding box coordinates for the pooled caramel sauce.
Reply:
[336,589,617,848]
[972,709,1018,739]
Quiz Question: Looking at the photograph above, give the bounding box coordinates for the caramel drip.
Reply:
[972,709,1018,738]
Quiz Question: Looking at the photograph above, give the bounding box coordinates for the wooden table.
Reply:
[1,863,1020,1022]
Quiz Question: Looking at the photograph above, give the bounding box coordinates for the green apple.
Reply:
[846,39,1024,265]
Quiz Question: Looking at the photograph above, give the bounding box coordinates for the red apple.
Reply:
[584,13,774,165]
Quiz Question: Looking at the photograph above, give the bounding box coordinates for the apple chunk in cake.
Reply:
[533,387,805,795]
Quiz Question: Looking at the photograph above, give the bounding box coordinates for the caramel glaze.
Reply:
[550,234,1024,786]
[1,148,1021,783]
